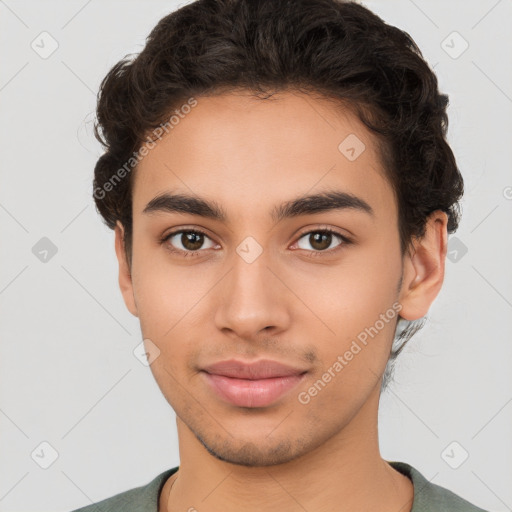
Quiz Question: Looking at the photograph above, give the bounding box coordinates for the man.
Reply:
[73,0,487,510]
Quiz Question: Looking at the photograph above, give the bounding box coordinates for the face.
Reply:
[116,90,418,467]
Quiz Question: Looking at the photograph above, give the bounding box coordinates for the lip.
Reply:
[201,359,307,408]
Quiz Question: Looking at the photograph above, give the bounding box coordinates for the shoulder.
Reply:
[388,461,489,512]
[69,467,178,512]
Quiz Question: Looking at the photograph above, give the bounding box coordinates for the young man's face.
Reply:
[115,90,442,466]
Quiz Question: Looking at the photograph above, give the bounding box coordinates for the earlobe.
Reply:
[114,221,139,317]
[398,211,448,321]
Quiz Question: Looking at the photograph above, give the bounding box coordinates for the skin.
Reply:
[113,90,448,512]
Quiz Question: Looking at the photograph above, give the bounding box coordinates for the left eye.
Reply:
[295,229,346,252]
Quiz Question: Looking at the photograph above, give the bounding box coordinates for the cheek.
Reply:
[293,237,402,384]
[130,237,212,338]
[293,240,401,338]
[338,233,402,314]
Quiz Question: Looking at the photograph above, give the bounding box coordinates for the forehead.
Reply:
[132,91,396,223]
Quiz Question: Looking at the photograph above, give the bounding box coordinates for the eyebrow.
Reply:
[142,190,374,223]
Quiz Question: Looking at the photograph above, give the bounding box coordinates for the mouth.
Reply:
[201,359,308,408]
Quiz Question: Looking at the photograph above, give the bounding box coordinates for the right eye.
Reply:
[161,229,218,256]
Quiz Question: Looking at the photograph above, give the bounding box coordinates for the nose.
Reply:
[213,245,291,342]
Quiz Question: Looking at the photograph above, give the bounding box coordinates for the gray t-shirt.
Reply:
[70,460,489,511]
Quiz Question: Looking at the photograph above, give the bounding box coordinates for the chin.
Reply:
[194,429,307,467]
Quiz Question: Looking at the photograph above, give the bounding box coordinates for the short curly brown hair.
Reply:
[92,0,463,388]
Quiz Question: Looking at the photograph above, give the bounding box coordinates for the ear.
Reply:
[114,221,138,317]
[398,210,448,321]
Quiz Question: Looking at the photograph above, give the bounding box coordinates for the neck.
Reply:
[159,384,413,512]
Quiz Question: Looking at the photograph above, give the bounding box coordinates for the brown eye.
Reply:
[163,229,216,254]
[180,231,204,251]
[296,229,345,252]
[310,232,333,251]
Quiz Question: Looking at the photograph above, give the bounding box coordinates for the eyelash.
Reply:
[160,227,352,259]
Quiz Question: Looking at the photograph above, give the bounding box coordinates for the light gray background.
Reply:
[0,0,511,510]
